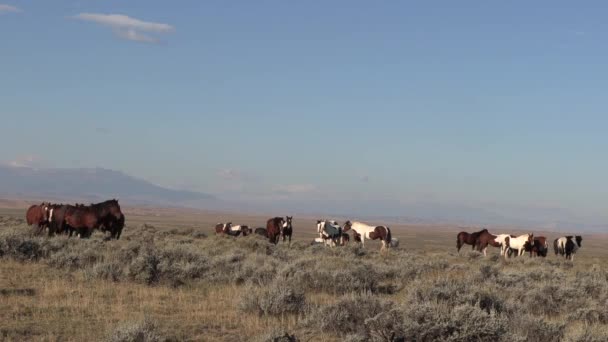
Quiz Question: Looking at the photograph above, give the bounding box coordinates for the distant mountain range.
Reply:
[0,165,605,232]
[0,165,215,206]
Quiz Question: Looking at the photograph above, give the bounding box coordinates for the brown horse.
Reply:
[456,228,488,253]
[475,230,501,256]
[266,217,284,244]
[63,205,99,238]
[25,202,50,235]
[524,236,548,257]
[90,199,125,239]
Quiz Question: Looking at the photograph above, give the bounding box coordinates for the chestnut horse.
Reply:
[25,202,50,235]
[456,228,487,253]
[266,217,285,244]
[524,236,549,257]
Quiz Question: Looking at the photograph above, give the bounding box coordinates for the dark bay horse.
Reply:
[266,217,285,244]
[281,216,293,245]
[90,199,124,239]
[63,205,99,238]
[456,228,488,253]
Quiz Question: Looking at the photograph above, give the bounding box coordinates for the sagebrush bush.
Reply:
[106,317,166,342]
[239,280,307,316]
[304,294,393,336]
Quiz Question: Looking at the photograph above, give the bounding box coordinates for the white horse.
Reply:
[505,234,534,260]
[343,221,392,250]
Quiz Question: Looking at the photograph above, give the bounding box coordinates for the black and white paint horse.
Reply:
[281,216,293,245]
[316,219,344,246]
[554,236,582,261]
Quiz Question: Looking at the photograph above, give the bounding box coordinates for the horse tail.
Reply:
[385,227,392,247]
[456,233,462,251]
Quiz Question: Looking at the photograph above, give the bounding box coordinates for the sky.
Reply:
[1,1,608,224]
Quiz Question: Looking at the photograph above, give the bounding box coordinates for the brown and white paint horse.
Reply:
[504,234,534,260]
[343,221,392,250]
[215,222,232,235]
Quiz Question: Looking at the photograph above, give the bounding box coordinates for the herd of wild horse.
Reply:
[215,217,399,250]
[457,228,583,261]
[25,200,125,240]
[24,202,583,259]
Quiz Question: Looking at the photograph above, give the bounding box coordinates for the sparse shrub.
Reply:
[510,315,565,342]
[239,280,306,316]
[304,294,392,336]
[106,317,165,342]
[85,260,124,282]
[128,248,161,285]
[399,303,508,342]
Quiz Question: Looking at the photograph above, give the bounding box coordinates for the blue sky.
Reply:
[1,1,607,223]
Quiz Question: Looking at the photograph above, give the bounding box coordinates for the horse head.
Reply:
[575,236,582,247]
[342,220,352,232]
[528,233,535,246]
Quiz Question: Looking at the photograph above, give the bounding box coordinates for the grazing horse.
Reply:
[25,202,51,235]
[504,234,534,259]
[254,227,267,238]
[343,221,392,250]
[90,199,124,239]
[456,228,488,253]
[317,220,343,246]
[266,217,284,244]
[215,222,232,235]
[281,216,293,245]
[230,225,252,236]
[475,230,501,256]
[524,236,549,257]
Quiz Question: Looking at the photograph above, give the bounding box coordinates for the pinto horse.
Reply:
[230,225,253,236]
[475,230,501,256]
[317,220,343,246]
[555,236,582,260]
[343,221,392,250]
[266,217,285,244]
[281,216,293,245]
[456,228,487,253]
[504,234,534,259]
[215,222,232,235]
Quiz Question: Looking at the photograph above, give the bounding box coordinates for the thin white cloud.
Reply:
[0,4,21,13]
[273,184,317,194]
[73,13,174,43]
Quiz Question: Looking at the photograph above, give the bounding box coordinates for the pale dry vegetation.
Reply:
[1,215,607,341]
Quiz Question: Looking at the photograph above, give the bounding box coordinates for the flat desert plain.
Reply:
[1,205,607,341]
